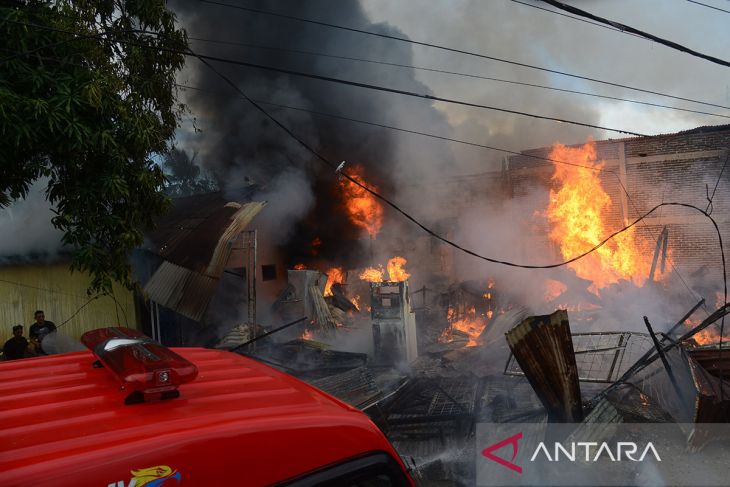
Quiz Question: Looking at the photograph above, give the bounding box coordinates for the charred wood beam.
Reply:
[644,316,685,406]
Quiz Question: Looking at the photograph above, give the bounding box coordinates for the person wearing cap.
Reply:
[29,310,57,355]
[3,325,29,360]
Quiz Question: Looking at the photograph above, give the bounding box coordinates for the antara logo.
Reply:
[482,433,661,474]
[482,432,523,474]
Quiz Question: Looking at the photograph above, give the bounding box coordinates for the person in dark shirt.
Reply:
[29,310,57,355]
[3,325,28,360]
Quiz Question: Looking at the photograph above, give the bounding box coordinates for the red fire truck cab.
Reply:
[0,327,414,486]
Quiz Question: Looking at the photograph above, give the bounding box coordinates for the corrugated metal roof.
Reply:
[0,348,396,486]
[505,310,584,422]
[142,197,266,322]
[143,261,219,322]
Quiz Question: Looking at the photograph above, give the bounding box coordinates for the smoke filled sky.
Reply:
[172,0,730,179]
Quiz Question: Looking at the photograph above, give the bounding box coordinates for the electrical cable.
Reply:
[686,0,730,14]
[539,0,730,68]
[178,51,647,137]
[197,0,730,111]
[175,82,605,172]
[186,36,730,121]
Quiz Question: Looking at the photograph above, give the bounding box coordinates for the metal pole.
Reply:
[149,300,155,342]
[644,316,683,401]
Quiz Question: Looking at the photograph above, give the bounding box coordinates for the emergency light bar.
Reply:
[81,327,198,405]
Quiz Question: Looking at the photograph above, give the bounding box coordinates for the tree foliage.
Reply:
[162,148,217,197]
[0,1,188,293]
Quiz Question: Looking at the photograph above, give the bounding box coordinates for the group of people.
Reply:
[2,310,57,360]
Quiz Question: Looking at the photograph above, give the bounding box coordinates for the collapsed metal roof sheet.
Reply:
[142,194,266,322]
[505,309,584,422]
[143,261,219,322]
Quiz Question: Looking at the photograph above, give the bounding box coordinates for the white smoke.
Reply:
[0,178,65,260]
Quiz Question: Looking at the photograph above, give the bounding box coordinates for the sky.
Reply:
[359,0,730,146]
[171,0,730,179]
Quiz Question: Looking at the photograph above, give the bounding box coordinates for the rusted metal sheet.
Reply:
[687,346,730,380]
[143,261,219,322]
[142,195,265,323]
[505,309,583,422]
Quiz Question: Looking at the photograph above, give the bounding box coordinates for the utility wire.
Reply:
[186,36,730,121]
[509,0,646,40]
[181,51,646,137]
[176,82,604,172]
[686,0,730,14]
[197,0,730,111]
[539,0,730,68]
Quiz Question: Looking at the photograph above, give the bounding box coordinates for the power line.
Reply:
[176,82,605,172]
[509,0,646,40]
[686,0,730,14]
[182,50,647,137]
[197,0,730,111]
[186,36,730,121]
[539,0,730,68]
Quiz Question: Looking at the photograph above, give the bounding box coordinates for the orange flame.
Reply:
[301,329,314,340]
[387,256,411,282]
[324,267,345,297]
[439,306,488,347]
[310,237,322,256]
[359,266,384,282]
[293,263,306,270]
[544,279,567,302]
[351,294,361,311]
[547,141,653,291]
[359,257,410,283]
[339,165,383,238]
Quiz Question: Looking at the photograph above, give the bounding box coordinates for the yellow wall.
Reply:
[0,263,137,344]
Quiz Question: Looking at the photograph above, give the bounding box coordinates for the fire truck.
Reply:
[0,327,415,486]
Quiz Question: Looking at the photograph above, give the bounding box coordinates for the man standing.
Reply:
[3,325,28,360]
[29,310,57,355]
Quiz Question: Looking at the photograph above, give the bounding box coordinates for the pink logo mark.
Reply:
[481,432,523,474]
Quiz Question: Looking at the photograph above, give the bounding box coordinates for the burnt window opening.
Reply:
[261,264,277,281]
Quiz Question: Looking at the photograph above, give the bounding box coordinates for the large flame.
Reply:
[339,165,384,238]
[359,266,384,282]
[387,256,411,282]
[358,256,410,283]
[324,267,345,297]
[547,141,652,291]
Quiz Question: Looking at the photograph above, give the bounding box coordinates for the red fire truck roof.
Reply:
[0,348,408,486]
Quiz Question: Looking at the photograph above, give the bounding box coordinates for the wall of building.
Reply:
[0,262,138,344]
